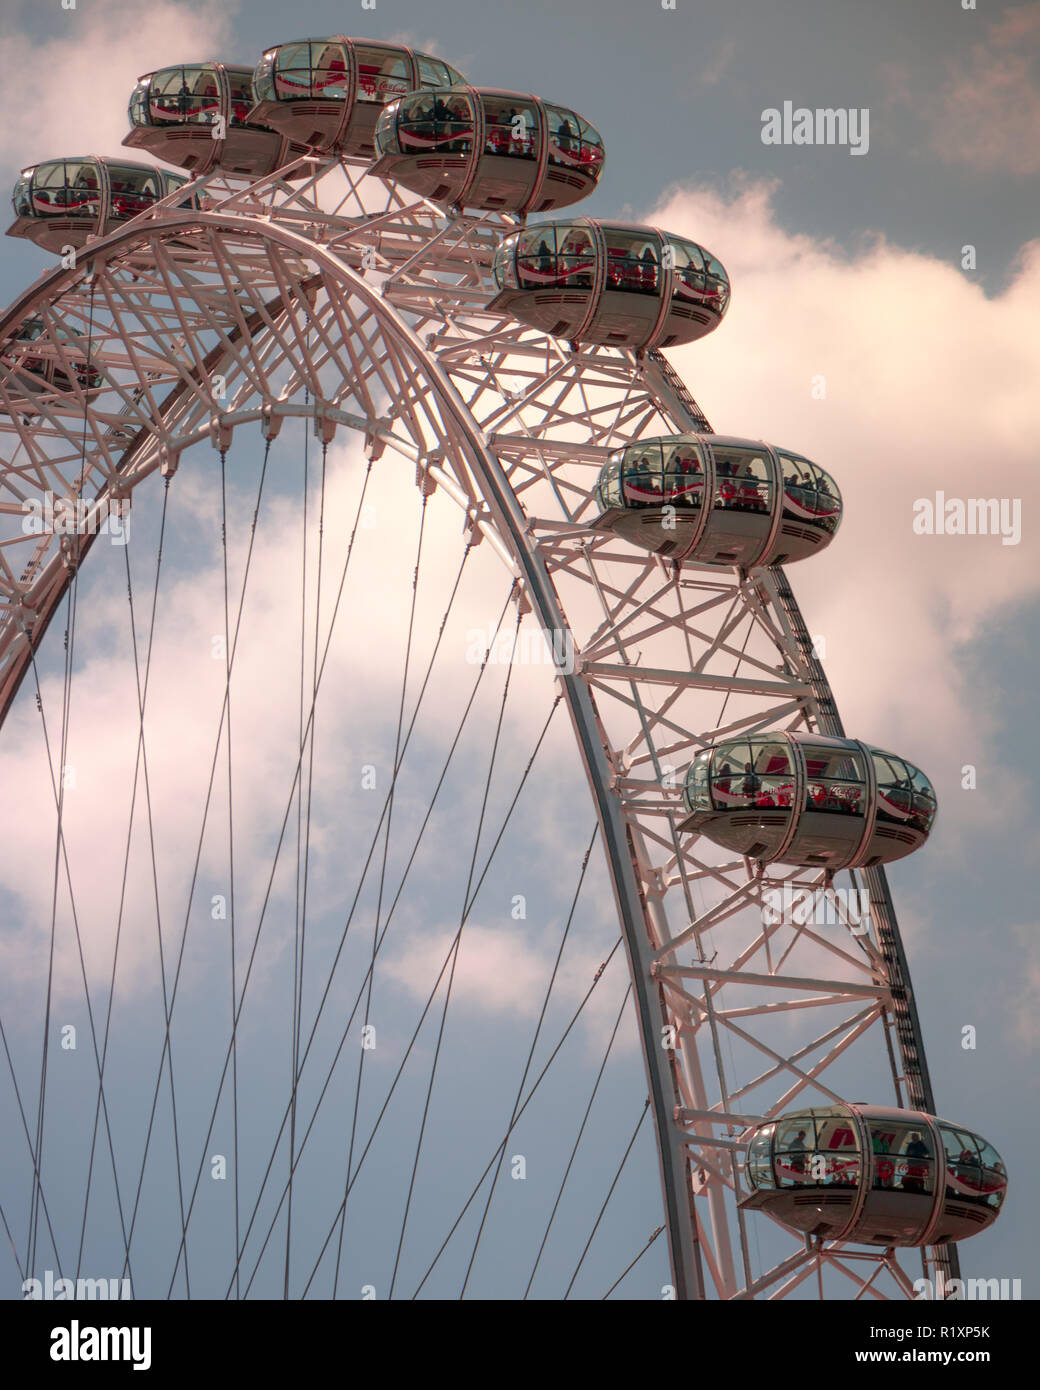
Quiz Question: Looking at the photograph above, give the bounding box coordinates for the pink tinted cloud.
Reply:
[884,3,1040,176]
[652,177,1040,859]
[0,0,238,173]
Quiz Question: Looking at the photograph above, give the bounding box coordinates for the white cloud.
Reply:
[650,176,1040,865]
[0,0,239,174]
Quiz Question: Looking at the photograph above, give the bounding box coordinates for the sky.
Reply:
[0,0,1037,1303]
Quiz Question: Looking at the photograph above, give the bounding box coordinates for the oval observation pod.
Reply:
[490,220,729,349]
[741,1105,1007,1247]
[249,39,466,158]
[372,89,603,213]
[8,158,194,253]
[680,732,936,869]
[593,434,841,567]
[124,62,306,176]
[0,317,103,413]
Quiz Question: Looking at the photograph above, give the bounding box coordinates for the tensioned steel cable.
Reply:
[459,822,602,1298]
[286,401,313,1299]
[297,691,564,1300]
[26,274,102,1281]
[223,541,495,1298]
[234,590,526,1297]
[564,1100,651,1299]
[410,935,625,1298]
[119,439,275,1281]
[522,980,633,1299]
[0,1199,24,1285]
[74,474,180,1294]
[0,1012,63,1276]
[221,444,243,1302]
[333,488,430,1298]
[162,445,384,1296]
[387,612,523,1299]
[601,1224,664,1299]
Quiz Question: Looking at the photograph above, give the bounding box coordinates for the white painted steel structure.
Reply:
[0,151,959,1299]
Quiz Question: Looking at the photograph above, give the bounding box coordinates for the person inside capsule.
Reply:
[663,442,703,503]
[545,109,602,171]
[707,740,793,809]
[559,227,595,285]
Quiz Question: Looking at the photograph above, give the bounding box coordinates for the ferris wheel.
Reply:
[0,37,1007,1301]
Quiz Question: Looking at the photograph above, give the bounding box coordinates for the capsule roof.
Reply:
[249,38,467,156]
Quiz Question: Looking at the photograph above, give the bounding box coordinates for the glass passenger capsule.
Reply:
[680,732,937,868]
[250,39,466,157]
[0,318,102,412]
[593,434,841,567]
[490,220,730,349]
[741,1105,1006,1246]
[372,89,604,213]
[8,158,193,253]
[125,62,307,176]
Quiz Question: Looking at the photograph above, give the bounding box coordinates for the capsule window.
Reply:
[128,83,150,127]
[603,229,661,296]
[661,440,705,506]
[703,253,730,312]
[778,452,840,534]
[710,741,768,808]
[668,238,707,299]
[975,1140,1008,1209]
[908,766,937,832]
[814,1113,862,1186]
[416,56,454,89]
[354,46,411,104]
[712,446,772,516]
[516,225,557,286]
[741,736,794,808]
[557,224,595,285]
[684,751,712,813]
[396,91,473,154]
[871,1123,935,1194]
[483,98,538,159]
[545,106,594,171]
[596,456,624,510]
[747,1125,775,1189]
[774,1116,815,1186]
[938,1125,1001,1205]
[226,70,256,127]
[801,743,866,817]
[33,162,99,218]
[13,173,32,218]
[107,164,161,221]
[620,442,665,503]
[492,238,520,291]
[149,67,220,124]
